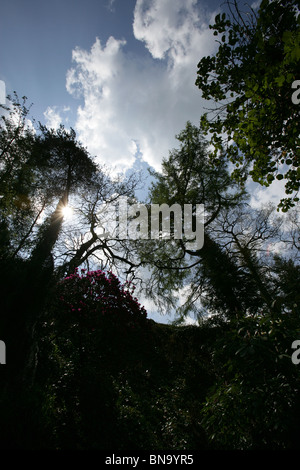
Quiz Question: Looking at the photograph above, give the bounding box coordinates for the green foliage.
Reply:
[201,310,300,449]
[0,95,98,265]
[138,121,248,317]
[1,89,299,451]
[138,122,287,321]
[1,261,299,450]
[150,121,242,211]
[38,270,211,450]
[0,96,101,409]
[196,0,300,211]
[0,94,37,258]
[38,278,300,450]
[38,269,148,449]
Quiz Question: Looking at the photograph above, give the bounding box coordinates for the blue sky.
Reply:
[0,0,283,202]
[1,0,224,172]
[1,0,137,118]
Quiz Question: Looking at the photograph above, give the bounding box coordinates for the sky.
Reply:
[1,0,283,200]
[0,0,219,171]
[0,0,290,323]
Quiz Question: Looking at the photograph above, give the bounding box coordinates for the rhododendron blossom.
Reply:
[57,269,147,324]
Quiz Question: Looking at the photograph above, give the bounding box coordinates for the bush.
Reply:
[200,313,300,450]
[40,269,149,449]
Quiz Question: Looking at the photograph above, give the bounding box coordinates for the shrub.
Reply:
[40,269,148,449]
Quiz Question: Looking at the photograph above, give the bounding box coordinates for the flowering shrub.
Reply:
[41,269,149,449]
[46,268,148,397]
[46,267,149,380]
[56,268,147,327]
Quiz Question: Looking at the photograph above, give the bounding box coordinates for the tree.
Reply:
[201,307,300,449]
[53,168,141,280]
[27,125,99,281]
[38,268,148,449]
[0,94,144,280]
[0,94,150,448]
[135,121,255,319]
[137,122,298,321]
[0,95,99,268]
[195,0,300,211]
[0,94,37,259]
[211,203,286,314]
[200,230,300,449]
[0,94,142,390]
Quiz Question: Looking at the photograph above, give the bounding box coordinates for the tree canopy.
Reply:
[137,121,299,321]
[196,0,300,211]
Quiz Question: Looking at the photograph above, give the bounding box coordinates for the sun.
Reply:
[61,205,74,220]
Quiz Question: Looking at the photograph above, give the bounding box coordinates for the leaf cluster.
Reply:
[196,0,300,211]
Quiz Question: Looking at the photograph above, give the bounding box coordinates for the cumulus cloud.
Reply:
[249,179,288,210]
[65,0,218,173]
[44,105,70,130]
[44,106,63,129]
[66,36,136,170]
[133,0,210,66]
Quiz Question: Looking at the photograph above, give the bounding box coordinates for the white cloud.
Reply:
[44,106,62,129]
[65,0,218,173]
[133,0,211,66]
[249,178,288,210]
[44,105,70,130]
